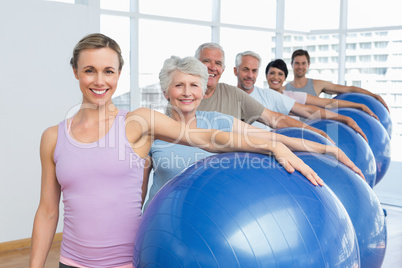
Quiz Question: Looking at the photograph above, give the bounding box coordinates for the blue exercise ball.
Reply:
[134,153,360,267]
[331,107,391,185]
[334,92,392,137]
[273,127,333,146]
[295,152,387,268]
[306,119,376,187]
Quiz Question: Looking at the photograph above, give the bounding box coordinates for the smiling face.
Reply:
[198,48,225,90]
[235,55,259,91]
[266,66,286,91]
[291,55,310,79]
[73,47,121,107]
[165,70,204,120]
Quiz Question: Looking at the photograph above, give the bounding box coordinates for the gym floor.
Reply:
[0,204,400,267]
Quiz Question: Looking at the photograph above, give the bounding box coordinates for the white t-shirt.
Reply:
[249,86,295,130]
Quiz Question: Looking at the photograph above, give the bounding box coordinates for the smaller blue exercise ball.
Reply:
[296,152,387,268]
[306,119,376,187]
[331,107,391,185]
[134,153,360,267]
[334,92,392,137]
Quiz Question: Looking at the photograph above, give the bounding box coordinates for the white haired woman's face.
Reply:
[164,70,204,115]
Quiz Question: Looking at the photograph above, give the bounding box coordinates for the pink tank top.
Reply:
[54,110,145,267]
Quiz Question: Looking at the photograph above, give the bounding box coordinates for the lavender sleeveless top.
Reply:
[54,110,145,267]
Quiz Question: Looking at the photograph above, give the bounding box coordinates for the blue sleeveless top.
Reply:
[145,111,233,208]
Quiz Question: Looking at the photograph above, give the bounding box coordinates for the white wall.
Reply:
[0,0,98,243]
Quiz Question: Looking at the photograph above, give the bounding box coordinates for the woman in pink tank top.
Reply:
[30,34,363,268]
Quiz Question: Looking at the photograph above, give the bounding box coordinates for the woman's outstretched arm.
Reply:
[126,108,323,186]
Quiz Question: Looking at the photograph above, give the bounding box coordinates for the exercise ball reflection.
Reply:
[296,152,387,268]
[331,108,391,185]
[134,153,360,267]
[334,92,392,137]
[306,119,376,187]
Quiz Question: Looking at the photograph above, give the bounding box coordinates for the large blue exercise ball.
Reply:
[306,119,377,187]
[273,127,333,146]
[134,153,360,267]
[331,107,391,185]
[334,92,392,137]
[295,152,387,268]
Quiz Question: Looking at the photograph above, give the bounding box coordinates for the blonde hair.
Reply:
[70,33,124,71]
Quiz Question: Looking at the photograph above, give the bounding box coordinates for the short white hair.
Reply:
[159,56,209,95]
[235,51,261,69]
[194,42,226,68]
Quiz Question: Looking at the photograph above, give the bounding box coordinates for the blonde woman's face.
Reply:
[73,47,121,107]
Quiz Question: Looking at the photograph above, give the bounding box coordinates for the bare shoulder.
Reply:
[313,79,331,87]
[127,107,170,125]
[40,125,59,158]
[126,107,159,128]
[41,125,58,145]
[127,107,151,117]
[125,108,156,145]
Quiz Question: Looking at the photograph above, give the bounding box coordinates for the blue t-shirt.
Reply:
[249,86,295,131]
[145,111,234,208]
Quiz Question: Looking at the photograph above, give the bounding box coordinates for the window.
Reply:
[375,32,388,37]
[91,0,402,149]
[360,42,372,49]
[376,68,387,75]
[318,57,329,63]
[307,46,316,52]
[374,55,388,62]
[221,0,276,27]
[140,0,212,21]
[220,28,275,87]
[101,0,129,12]
[319,45,329,51]
[361,68,376,74]
[285,0,340,31]
[346,56,356,63]
[374,41,388,49]
[359,55,371,62]
[348,0,402,28]
[138,19,210,103]
[360,32,372,37]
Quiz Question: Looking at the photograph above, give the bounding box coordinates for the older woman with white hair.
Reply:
[142,56,364,209]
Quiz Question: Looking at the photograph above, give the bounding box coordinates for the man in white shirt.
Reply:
[234,50,367,140]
